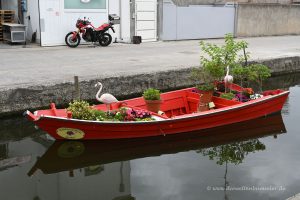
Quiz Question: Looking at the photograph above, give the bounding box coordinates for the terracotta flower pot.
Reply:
[199,90,213,104]
[198,103,209,112]
[197,90,213,112]
[145,99,162,113]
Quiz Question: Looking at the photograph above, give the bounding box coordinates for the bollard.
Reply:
[74,76,80,100]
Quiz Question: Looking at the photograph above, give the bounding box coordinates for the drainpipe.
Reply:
[119,0,122,40]
[18,0,24,24]
[233,2,238,37]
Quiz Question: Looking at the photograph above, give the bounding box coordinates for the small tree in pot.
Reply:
[143,88,162,113]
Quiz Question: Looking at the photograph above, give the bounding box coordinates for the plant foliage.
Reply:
[220,92,235,100]
[67,100,154,121]
[67,100,96,120]
[143,88,161,100]
[198,33,247,81]
[196,83,215,92]
[193,34,271,91]
[198,139,266,165]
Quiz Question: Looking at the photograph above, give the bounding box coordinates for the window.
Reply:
[64,0,106,9]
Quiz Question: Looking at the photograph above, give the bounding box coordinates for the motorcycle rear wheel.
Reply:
[65,32,81,48]
[99,33,112,47]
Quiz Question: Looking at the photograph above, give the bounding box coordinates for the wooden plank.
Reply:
[0,10,15,15]
[3,16,14,19]
[0,19,14,23]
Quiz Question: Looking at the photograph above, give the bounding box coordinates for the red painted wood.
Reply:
[25,86,289,140]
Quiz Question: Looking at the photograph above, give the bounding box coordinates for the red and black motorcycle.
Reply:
[65,17,115,48]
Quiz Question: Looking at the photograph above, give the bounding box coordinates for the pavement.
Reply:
[1,35,300,90]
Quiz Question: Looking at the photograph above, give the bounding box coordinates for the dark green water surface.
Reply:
[1,73,300,200]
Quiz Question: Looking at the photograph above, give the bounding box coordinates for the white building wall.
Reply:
[109,0,121,41]
[36,0,131,46]
[24,0,41,43]
[120,0,131,42]
[39,0,109,46]
[108,0,131,42]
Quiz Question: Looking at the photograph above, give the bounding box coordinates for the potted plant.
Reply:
[143,88,162,113]
[197,83,215,101]
[196,83,215,111]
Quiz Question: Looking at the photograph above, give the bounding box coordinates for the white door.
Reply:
[135,0,157,42]
[39,0,62,46]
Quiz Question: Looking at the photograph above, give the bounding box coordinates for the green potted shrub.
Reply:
[196,83,215,111]
[197,82,215,101]
[143,88,162,113]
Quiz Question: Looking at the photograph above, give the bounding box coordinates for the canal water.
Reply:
[0,73,300,200]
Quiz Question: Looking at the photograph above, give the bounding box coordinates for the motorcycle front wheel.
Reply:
[99,33,112,47]
[65,32,81,48]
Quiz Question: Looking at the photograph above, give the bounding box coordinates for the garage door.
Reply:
[162,1,235,40]
[135,0,157,42]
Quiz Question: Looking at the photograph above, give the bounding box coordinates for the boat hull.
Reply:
[29,90,289,140]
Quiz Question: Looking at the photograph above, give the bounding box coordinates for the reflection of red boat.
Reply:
[28,114,286,175]
[24,86,289,140]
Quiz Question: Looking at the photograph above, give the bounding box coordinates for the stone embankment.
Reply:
[0,56,299,117]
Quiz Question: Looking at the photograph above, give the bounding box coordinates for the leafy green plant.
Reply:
[193,34,271,92]
[197,33,247,81]
[67,101,155,122]
[67,100,95,120]
[220,92,235,100]
[143,88,161,100]
[92,110,108,121]
[196,83,215,92]
[248,64,271,91]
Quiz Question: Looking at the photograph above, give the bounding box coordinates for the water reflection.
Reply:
[264,72,300,91]
[198,132,267,200]
[30,113,285,176]
[0,117,39,142]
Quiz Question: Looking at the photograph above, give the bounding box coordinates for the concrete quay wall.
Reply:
[237,4,300,37]
[0,56,300,117]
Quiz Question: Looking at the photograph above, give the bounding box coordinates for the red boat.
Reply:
[24,85,289,140]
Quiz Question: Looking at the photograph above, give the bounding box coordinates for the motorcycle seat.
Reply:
[95,23,109,31]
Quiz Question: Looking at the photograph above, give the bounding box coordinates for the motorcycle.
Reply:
[65,17,115,48]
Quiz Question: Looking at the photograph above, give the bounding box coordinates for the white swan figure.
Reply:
[95,82,118,112]
[224,66,233,92]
